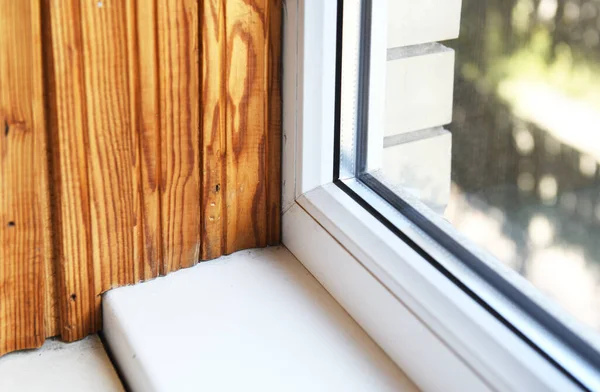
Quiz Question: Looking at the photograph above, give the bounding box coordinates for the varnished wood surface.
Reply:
[81,0,136,293]
[158,0,202,275]
[47,0,97,342]
[129,0,161,282]
[0,0,282,356]
[266,0,283,245]
[202,0,282,256]
[0,0,54,355]
[201,0,227,260]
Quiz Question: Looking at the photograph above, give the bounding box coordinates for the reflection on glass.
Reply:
[383,0,600,333]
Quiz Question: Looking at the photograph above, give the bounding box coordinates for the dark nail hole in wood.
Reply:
[4,121,8,136]
[70,294,77,301]
[215,184,221,192]
[7,221,15,227]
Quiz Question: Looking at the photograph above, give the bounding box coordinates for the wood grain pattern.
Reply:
[201,0,227,259]
[0,0,282,355]
[81,0,135,292]
[0,0,53,355]
[225,0,269,253]
[47,0,96,341]
[158,0,202,274]
[266,0,283,245]
[202,0,282,255]
[128,0,161,281]
[36,0,60,340]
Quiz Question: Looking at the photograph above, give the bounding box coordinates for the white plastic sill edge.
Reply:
[282,183,581,392]
[102,247,419,392]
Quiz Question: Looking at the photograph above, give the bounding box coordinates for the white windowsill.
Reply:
[0,335,124,392]
[283,181,592,391]
[102,247,417,392]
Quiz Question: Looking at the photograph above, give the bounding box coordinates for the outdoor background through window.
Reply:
[381,0,600,333]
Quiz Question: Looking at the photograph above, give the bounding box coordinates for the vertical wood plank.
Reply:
[158,0,201,273]
[266,0,282,245]
[47,0,96,341]
[201,0,227,259]
[80,0,135,292]
[224,0,269,253]
[201,0,282,259]
[0,0,53,355]
[128,0,161,281]
[34,0,59,339]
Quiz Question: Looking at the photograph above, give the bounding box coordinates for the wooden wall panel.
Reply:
[225,0,269,253]
[201,0,227,260]
[37,0,60,340]
[0,0,54,355]
[202,0,282,255]
[47,0,97,341]
[81,0,135,290]
[158,0,202,275]
[266,0,283,245]
[0,0,282,356]
[128,0,161,281]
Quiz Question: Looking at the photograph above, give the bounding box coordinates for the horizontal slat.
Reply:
[387,0,462,48]
[385,43,454,136]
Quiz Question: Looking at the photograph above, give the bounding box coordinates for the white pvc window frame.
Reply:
[281,1,599,391]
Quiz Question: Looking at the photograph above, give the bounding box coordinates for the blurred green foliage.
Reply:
[455,0,600,107]
[447,0,600,270]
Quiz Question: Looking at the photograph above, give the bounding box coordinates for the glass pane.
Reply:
[379,0,600,334]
